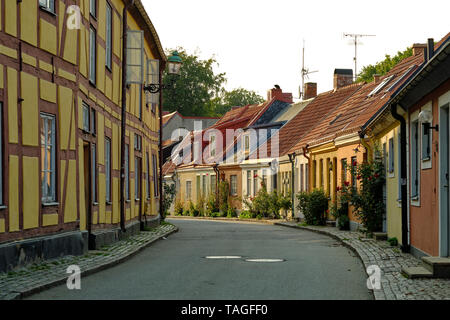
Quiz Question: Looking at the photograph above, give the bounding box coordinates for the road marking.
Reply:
[205,256,242,259]
[245,259,285,263]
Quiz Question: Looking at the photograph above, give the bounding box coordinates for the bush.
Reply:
[226,207,238,218]
[205,193,219,217]
[388,237,398,246]
[330,201,350,230]
[218,181,230,214]
[174,200,184,216]
[196,196,206,217]
[187,201,199,217]
[297,190,328,226]
[239,211,252,219]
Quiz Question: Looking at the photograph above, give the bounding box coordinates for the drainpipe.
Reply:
[359,131,372,161]
[391,103,410,253]
[159,59,164,221]
[120,0,134,233]
[288,153,296,220]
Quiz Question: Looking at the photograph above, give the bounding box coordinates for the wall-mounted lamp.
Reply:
[419,110,438,135]
[143,51,183,93]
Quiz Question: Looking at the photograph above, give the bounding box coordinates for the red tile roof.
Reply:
[162,160,176,176]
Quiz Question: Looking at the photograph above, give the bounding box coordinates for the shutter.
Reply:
[126,30,144,84]
[147,59,160,109]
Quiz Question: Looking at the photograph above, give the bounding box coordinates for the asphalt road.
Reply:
[27,219,373,300]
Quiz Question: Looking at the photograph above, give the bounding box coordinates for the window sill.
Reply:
[0,205,7,210]
[42,202,59,207]
[421,157,431,162]
[93,202,99,206]
[106,201,112,205]
[89,80,97,88]
[39,6,57,16]
[135,198,140,202]
[125,200,131,203]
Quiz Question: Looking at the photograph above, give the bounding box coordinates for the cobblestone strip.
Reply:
[275,222,450,300]
[0,224,178,300]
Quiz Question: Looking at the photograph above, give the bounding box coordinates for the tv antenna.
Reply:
[343,33,375,81]
[300,39,318,100]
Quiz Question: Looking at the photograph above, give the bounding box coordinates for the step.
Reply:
[373,232,388,241]
[326,220,336,227]
[401,266,433,279]
[422,256,450,278]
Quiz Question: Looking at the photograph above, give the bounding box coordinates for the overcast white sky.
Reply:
[143,0,450,101]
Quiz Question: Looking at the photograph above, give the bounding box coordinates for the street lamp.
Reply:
[143,51,182,93]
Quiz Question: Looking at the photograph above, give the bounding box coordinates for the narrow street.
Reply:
[27,220,373,300]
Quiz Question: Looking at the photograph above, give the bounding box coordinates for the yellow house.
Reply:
[0,0,165,271]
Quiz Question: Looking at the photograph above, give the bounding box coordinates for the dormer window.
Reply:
[243,135,250,152]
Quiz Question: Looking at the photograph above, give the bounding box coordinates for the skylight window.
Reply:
[329,114,342,125]
[384,65,416,93]
[368,75,394,97]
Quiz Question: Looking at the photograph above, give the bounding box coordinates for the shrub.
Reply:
[226,207,237,218]
[187,201,199,217]
[218,181,230,214]
[162,182,176,217]
[388,237,398,246]
[297,190,328,226]
[196,196,206,217]
[205,193,219,217]
[239,210,252,219]
[330,201,350,230]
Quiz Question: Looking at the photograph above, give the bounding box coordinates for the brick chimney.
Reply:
[334,69,353,90]
[373,74,381,84]
[412,43,427,56]
[303,82,317,100]
[267,85,293,103]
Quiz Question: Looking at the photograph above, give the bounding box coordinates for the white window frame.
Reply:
[41,113,57,204]
[105,2,112,70]
[146,152,150,199]
[186,180,192,200]
[246,170,251,196]
[125,144,130,200]
[105,137,111,203]
[90,0,96,17]
[230,175,237,196]
[39,0,55,13]
[411,118,420,205]
[147,59,160,109]
[135,157,140,201]
[388,137,395,176]
[420,103,433,169]
[89,26,96,84]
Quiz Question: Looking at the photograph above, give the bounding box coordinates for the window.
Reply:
[319,159,324,189]
[312,160,317,188]
[186,181,192,200]
[385,66,415,93]
[397,132,402,201]
[230,175,237,196]
[210,175,216,195]
[41,113,56,203]
[411,121,420,198]
[89,26,96,84]
[388,138,395,174]
[351,157,357,188]
[273,172,277,191]
[152,154,159,197]
[305,164,309,191]
[134,134,142,151]
[262,169,267,188]
[210,135,216,157]
[247,170,251,196]
[39,0,55,13]
[90,0,96,17]
[253,170,258,196]
[92,143,97,203]
[90,108,96,135]
[135,157,141,200]
[422,123,431,161]
[300,164,304,192]
[202,175,207,196]
[341,159,347,186]
[147,59,160,111]
[368,75,394,97]
[105,3,112,70]
[244,135,250,152]
[125,144,129,200]
[146,152,150,199]
[105,137,111,203]
[82,102,90,132]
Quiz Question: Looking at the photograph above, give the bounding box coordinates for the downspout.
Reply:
[391,103,410,253]
[120,0,134,232]
[359,131,372,161]
[288,153,296,220]
[302,145,310,192]
[159,59,164,221]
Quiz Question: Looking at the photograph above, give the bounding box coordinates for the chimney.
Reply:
[267,85,293,103]
[412,43,427,56]
[427,38,434,61]
[373,74,381,84]
[303,82,317,100]
[333,69,353,90]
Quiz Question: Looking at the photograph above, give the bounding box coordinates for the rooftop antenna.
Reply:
[300,39,318,100]
[343,33,376,81]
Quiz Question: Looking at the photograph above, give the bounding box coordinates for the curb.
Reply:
[274,222,377,300]
[11,226,179,300]
[167,215,287,225]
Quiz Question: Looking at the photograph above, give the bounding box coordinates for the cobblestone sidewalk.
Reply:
[0,223,178,300]
[276,222,450,300]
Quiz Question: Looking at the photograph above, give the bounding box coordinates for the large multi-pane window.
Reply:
[89,26,96,84]
[253,170,258,196]
[82,102,90,132]
[152,154,158,197]
[230,175,237,196]
[186,181,192,200]
[90,0,96,17]
[147,59,160,112]
[351,156,357,189]
[105,137,111,203]
[135,157,141,200]
[210,175,216,195]
[300,164,304,192]
[125,144,129,200]
[305,164,309,191]
[411,121,420,198]
[146,152,150,199]
[422,123,431,160]
[39,0,55,13]
[105,3,112,70]
[341,159,347,186]
[262,169,267,188]
[92,143,97,203]
[247,170,251,196]
[41,113,56,203]
[388,138,395,173]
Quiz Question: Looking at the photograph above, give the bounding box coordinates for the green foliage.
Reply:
[174,200,184,216]
[187,201,199,217]
[162,48,264,117]
[242,182,290,219]
[196,196,206,217]
[205,193,219,217]
[356,47,413,83]
[218,180,230,214]
[388,237,399,246]
[297,190,328,226]
[349,157,385,233]
[239,210,253,219]
[162,182,176,217]
[226,207,238,218]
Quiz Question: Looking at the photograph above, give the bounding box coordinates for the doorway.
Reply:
[439,104,450,257]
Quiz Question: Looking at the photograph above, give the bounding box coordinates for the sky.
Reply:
[143,0,450,101]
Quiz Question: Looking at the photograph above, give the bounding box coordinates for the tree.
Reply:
[356,47,413,83]
[162,48,226,117]
[213,88,265,116]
